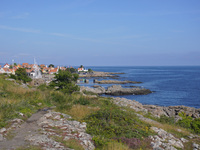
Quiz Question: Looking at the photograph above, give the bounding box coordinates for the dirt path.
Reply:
[0,109,48,150]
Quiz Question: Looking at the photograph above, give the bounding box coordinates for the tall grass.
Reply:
[102,141,130,150]
[68,104,99,121]
[0,75,52,127]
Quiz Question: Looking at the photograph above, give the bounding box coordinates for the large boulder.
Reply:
[80,86,106,94]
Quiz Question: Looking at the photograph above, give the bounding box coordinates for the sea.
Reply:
[81,66,200,109]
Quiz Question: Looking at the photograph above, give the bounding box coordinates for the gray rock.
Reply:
[105,85,152,96]
[193,143,199,149]
[0,128,6,133]
[0,134,4,141]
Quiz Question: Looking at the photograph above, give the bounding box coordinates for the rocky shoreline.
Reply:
[79,71,123,78]
[80,85,152,96]
[93,79,142,84]
[112,97,200,119]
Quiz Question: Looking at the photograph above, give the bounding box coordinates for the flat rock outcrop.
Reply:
[79,71,118,78]
[93,79,142,84]
[80,85,152,96]
[112,97,200,120]
[105,85,152,96]
[143,105,200,119]
[80,86,106,94]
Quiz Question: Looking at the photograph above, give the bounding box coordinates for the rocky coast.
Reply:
[79,71,123,78]
[80,85,152,96]
[1,70,200,150]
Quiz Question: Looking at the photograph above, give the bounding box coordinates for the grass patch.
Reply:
[16,145,42,150]
[101,141,131,150]
[53,136,84,150]
[85,105,152,148]
[68,104,100,121]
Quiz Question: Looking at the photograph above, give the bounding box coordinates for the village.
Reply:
[0,62,88,78]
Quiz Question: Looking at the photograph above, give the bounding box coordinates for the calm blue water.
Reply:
[81,66,200,108]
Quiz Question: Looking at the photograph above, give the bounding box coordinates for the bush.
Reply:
[74,96,90,105]
[50,70,79,94]
[191,118,200,134]
[11,68,32,83]
[158,115,175,125]
[177,112,193,128]
[85,106,151,148]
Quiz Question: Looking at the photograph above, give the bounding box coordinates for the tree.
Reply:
[12,68,32,83]
[88,68,93,73]
[66,67,77,73]
[49,64,54,68]
[9,65,13,69]
[14,63,17,66]
[79,65,84,68]
[50,70,79,94]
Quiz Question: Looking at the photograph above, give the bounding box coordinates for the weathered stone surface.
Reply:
[0,128,7,134]
[112,97,147,112]
[32,110,95,150]
[144,105,200,119]
[80,86,106,94]
[105,85,152,96]
[93,79,142,84]
[150,127,184,150]
[80,85,152,96]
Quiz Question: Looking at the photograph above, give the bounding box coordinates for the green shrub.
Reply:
[74,96,90,105]
[85,106,151,148]
[191,118,200,134]
[37,83,48,91]
[158,115,175,125]
[177,112,193,128]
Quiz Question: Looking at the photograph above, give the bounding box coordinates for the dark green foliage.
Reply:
[66,68,77,73]
[49,64,54,68]
[50,70,80,94]
[158,115,175,125]
[88,68,93,72]
[85,106,151,147]
[176,112,200,134]
[191,118,200,134]
[37,83,48,91]
[74,96,90,105]
[11,68,32,83]
[177,112,193,128]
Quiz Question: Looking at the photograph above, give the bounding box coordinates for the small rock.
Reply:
[37,103,42,106]
[0,128,7,133]
[54,115,61,120]
[193,143,199,149]
[180,137,188,143]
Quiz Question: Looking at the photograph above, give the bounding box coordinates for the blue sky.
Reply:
[0,0,200,66]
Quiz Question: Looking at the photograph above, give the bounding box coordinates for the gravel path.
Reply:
[0,109,48,150]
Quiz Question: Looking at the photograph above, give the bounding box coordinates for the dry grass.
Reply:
[67,104,100,121]
[6,85,30,95]
[102,141,131,150]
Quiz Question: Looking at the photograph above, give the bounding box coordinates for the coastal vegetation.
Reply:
[10,68,32,83]
[0,71,200,149]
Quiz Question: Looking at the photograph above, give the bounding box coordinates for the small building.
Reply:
[3,63,10,68]
[49,68,58,74]
[78,67,88,72]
